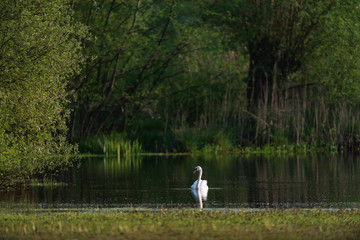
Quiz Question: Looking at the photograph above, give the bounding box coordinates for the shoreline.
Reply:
[1,208,360,240]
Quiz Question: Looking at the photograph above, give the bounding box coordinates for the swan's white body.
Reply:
[191,185,208,202]
[191,179,208,190]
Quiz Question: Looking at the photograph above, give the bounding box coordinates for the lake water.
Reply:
[1,153,360,209]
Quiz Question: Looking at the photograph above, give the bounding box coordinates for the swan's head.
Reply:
[193,166,202,173]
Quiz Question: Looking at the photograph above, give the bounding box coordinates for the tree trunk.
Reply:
[247,38,279,110]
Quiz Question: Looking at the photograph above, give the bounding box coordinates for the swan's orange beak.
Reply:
[193,169,197,174]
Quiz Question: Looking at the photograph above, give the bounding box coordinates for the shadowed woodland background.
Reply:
[1,0,360,178]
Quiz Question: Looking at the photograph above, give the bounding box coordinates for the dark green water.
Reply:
[1,153,360,209]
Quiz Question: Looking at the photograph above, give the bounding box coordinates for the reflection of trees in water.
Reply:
[191,188,208,209]
[0,156,144,206]
[246,154,360,207]
[102,155,143,177]
[1,154,360,207]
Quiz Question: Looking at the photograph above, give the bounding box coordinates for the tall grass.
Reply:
[168,81,360,152]
[152,46,360,151]
[80,133,142,157]
[1,209,360,240]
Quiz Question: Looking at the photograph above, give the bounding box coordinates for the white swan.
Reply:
[191,166,209,200]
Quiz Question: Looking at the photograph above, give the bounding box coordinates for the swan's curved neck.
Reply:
[197,169,202,188]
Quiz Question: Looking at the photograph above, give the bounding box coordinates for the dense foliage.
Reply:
[2,0,360,179]
[0,0,86,180]
[198,0,360,147]
[72,0,360,152]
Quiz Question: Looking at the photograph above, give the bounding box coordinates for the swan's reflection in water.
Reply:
[191,187,208,209]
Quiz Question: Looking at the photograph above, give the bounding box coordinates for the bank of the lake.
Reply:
[1,209,360,240]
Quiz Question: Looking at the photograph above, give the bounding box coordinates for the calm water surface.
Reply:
[1,154,360,209]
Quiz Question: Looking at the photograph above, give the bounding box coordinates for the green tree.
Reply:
[71,0,360,150]
[0,0,86,180]
[71,0,200,139]
[205,0,337,107]
[203,0,360,145]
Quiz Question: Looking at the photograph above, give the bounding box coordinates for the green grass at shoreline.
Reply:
[76,142,338,158]
[1,209,360,240]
